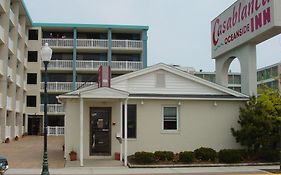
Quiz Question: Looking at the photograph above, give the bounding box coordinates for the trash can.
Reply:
[114,152,120,160]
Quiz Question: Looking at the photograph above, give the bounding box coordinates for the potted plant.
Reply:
[69,150,77,161]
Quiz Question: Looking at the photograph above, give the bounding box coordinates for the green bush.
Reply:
[154,151,174,161]
[179,151,195,163]
[134,151,154,164]
[258,149,279,162]
[218,149,243,163]
[194,147,217,161]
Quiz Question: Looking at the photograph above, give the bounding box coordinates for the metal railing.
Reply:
[112,40,143,49]
[42,38,143,49]
[40,104,65,113]
[44,60,143,71]
[6,96,12,110]
[47,126,64,136]
[5,126,11,139]
[9,9,15,25]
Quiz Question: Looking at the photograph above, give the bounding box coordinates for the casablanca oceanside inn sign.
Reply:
[211,0,281,58]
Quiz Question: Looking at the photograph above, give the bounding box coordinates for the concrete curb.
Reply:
[128,162,279,168]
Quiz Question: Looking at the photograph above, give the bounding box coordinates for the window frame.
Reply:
[27,73,37,84]
[162,105,179,132]
[26,95,37,107]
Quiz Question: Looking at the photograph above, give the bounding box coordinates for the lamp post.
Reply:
[41,43,52,175]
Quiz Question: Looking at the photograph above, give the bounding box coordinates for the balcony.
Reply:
[0,0,6,13]
[42,38,143,50]
[0,59,3,76]
[47,126,64,136]
[0,93,2,108]
[16,74,21,87]
[42,60,142,71]
[17,49,22,62]
[16,100,20,112]
[0,25,5,44]
[112,40,143,50]
[40,82,94,92]
[7,66,13,82]
[8,37,14,54]
[6,96,12,111]
[40,104,65,114]
[9,9,16,26]
[5,126,11,139]
[18,23,23,38]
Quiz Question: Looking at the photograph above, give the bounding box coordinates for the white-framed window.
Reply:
[162,106,178,131]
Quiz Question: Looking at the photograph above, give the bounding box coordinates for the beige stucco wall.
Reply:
[64,98,245,160]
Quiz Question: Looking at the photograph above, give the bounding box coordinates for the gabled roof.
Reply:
[59,63,248,100]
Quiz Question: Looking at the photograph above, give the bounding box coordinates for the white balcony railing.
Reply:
[17,49,22,62]
[18,23,23,37]
[47,126,64,136]
[76,39,108,48]
[0,93,2,108]
[40,104,65,113]
[6,96,12,110]
[5,126,11,139]
[16,100,20,112]
[42,38,143,49]
[0,59,3,76]
[112,40,143,49]
[43,60,143,71]
[8,37,14,53]
[16,74,21,87]
[42,38,73,48]
[14,126,19,137]
[40,81,94,92]
[111,61,143,70]
[7,66,13,82]
[0,25,4,44]
[9,9,16,26]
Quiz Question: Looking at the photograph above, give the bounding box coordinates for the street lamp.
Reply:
[41,43,52,175]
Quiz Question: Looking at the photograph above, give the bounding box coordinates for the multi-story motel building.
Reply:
[193,62,281,93]
[0,0,148,142]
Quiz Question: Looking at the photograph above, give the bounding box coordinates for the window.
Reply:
[122,104,137,138]
[163,106,178,130]
[28,29,38,40]
[27,73,37,84]
[28,51,38,62]
[26,96,36,107]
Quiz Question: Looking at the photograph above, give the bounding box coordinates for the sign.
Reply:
[211,0,281,58]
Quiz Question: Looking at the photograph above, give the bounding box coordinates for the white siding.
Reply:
[113,70,227,95]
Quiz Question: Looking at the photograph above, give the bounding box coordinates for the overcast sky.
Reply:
[23,0,281,72]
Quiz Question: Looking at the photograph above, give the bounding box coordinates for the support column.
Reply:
[108,28,112,66]
[79,98,84,166]
[120,101,123,162]
[142,30,148,68]
[124,99,128,166]
[72,28,77,90]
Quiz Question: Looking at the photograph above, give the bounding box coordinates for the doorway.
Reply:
[28,116,41,135]
[90,107,111,156]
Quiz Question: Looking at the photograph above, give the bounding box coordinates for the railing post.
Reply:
[56,127,58,136]
[126,61,128,70]
[47,126,49,136]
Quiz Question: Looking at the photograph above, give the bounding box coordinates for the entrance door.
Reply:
[90,107,111,156]
[28,117,40,135]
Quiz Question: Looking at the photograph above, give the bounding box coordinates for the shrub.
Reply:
[179,151,195,163]
[218,149,243,163]
[154,151,174,161]
[134,151,154,164]
[194,147,217,161]
[258,149,279,162]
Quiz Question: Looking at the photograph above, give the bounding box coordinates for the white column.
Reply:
[124,99,128,166]
[79,98,84,166]
[120,101,123,162]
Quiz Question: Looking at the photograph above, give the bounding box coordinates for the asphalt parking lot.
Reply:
[0,136,64,168]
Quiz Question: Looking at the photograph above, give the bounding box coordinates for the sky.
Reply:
[23,0,281,72]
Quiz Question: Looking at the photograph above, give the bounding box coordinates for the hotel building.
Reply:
[0,0,148,142]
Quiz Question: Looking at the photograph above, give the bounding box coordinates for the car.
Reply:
[0,155,8,175]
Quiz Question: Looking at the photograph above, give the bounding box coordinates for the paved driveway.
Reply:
[0,136,64,168]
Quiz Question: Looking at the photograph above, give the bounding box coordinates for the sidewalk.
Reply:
[6,165,279,174]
